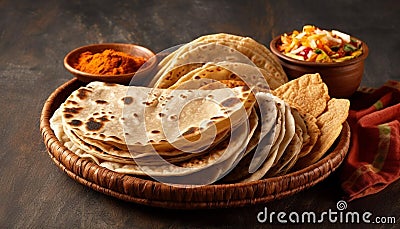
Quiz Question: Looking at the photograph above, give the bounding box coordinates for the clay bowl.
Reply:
[270,35,369,98]
[64,43,156,85]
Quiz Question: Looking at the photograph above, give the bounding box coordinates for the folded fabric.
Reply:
[340,80,400,201]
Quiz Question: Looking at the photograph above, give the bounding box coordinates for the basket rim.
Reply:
[40,78,350,209]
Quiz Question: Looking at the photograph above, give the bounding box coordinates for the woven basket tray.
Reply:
[40,78,350,209]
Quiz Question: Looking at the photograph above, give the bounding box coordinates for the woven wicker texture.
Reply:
[40,78,350,209]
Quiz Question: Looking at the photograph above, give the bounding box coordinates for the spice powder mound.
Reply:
[74,49,147,75]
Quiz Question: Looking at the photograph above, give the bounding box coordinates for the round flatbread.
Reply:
[150,33,288,91]
[192,33,287,82]
[61,81,255,156]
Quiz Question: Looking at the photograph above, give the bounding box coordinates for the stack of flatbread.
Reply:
[50,33,349,185]
[222,73,350,182]
[51,80,261,185]
[149,33,288,90]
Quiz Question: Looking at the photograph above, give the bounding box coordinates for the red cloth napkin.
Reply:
[340,80,400,201]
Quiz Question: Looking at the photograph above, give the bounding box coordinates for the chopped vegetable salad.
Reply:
[278,25,363,63]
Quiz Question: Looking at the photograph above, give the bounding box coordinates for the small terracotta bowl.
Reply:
[64,43,156,85]
[270,35,369,98]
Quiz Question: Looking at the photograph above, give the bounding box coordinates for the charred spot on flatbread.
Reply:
[95,100,108,105]
[68,119,82,126]
[77,88,92,100]
[85,118,103,131]
[109,136,121,141]
[182,126,199,136]
[66,100,78,105]
[221,97,241,107]
[64,114,73,119]
[104,82,117,86]
[121,96,134,105]
[64,107,83,114]
[211,115,225,121]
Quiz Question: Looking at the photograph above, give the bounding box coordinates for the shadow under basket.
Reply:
[40,78,350,209]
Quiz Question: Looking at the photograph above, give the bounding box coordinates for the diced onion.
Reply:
[332,30,351,43]
[290,46,307,54]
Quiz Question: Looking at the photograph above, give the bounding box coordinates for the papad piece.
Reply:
[295,98,349,168]
[298,112,320,158]
[273,73,330,118]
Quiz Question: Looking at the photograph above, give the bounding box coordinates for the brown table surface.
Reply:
[0,0,399,228]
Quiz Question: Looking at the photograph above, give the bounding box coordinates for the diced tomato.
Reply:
[298,47,312,59]
[337,47,346,58]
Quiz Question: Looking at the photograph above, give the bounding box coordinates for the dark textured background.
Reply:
[0,0,399,228]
